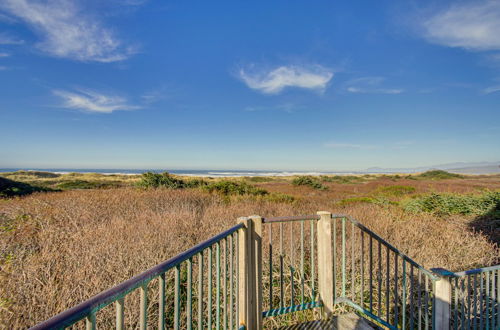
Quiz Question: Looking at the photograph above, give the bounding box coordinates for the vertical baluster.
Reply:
[159,273,165,330]
[497,270,500,328]
[418,270,422,330]
[290,222,295,306]
[198,253,203,330]
[216,241,221,329]
[369,235,373,313]
[454,277,458,330]
[461,278,465,330]
[187,258,193,330]
[378,240,382,318]
[235,233,239,328]
[223,239,228,330]
[491,270,496,330]
[85,312,96,330]
[410,265,414,330]
[351,223,355,301]
[175,264,181,330]
[229,235,234,330]
[208,246,213,329]
[280,222,284,308]
[386,246,390,324]
[116,297,125,330]
[473,274,477,330]
[467,275,472,329]
[342,217,346,297]
[424,276,429,330]
[301,220,305,305]
[486,272,490,330]
[394,254,398,327]
[310,220,315,301]
[140,283,148,330]
[333,216,337,301]
[402,260,406,329]
[269,223,273,311]
[361,231,365,309]
[480,273,484,330]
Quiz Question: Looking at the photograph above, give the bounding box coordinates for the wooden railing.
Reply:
[30,212,499,329]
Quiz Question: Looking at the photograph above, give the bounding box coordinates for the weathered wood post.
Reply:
[238,216,263,329]
[431,268,453,330]
[238,217,253,329]
[317,211,335,317]
[250,215,263,329]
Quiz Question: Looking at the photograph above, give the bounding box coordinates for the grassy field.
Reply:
[0,170,499,328]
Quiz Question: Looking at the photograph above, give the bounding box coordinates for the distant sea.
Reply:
[0,168,364,177]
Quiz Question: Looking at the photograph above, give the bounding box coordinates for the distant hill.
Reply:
[365,161,500,174]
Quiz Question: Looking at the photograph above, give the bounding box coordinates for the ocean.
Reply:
[0,168,365,177]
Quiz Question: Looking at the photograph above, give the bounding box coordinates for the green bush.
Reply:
[246,176,274,183]
[137,172,186,189]
[0,177,55,197]
[292,176,327,190]
[403,191,500,217]
[56,180,118,190]
[321,175,365,184]
[373,185,416,197]
[415,170,463,180]
[263,192,295,203]
[203,180,268,196]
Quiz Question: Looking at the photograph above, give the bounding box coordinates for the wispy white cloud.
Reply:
[0,66,8,70]
[238,65,333,94]
[0,32,24,45]
[0,52,10,57]
[0,0,136,62]
[53,89,141,113]
[345,76,403,94]
[421,1,500,51]
[141,85,171,104]
[483,85,500,94]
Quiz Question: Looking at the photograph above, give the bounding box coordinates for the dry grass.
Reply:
[0,175,499,328]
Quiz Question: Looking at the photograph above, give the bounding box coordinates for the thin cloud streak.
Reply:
[345,76,403,94]
[53,89,142,113]
[421,1,500,51]
[239,65,333,94]
[0,32,24,45]
[483,85,500,94]
[0,0,136,62]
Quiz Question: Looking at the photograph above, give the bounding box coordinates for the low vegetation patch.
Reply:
[320,175,366,184]
[403,191,500,217]
[56,180,120,190]
[0,177,55,197]
[292,176,327,190]
[373,185,416,197]
[415,170,463,180]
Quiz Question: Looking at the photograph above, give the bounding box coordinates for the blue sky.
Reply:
[0,0,499,171]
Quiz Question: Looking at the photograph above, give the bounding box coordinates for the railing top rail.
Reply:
[262,214,320,223]
[453,264,500,277]
[30,222,244,330]
[334,214,440,281]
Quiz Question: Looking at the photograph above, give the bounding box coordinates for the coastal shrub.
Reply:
[246,176,275,183]
[137,172,186,189]
[415,170,463,180]
[320,175,365,184]
[292,176,327,190]
[203,180,268,196]
[0,177,54,197]
[263,192,295,203]
[403,191,500,216]
[56,180,120,190]
[373,185,416,197]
